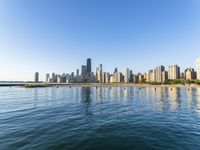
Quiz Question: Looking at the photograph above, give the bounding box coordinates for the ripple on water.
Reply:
[0,87,200,150]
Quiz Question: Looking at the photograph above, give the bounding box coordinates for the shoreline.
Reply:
[1,83,200,88]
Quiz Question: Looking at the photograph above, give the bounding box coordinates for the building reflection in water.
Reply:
[96,87,104,102]
[195,88,200,116]
[185,88,200,116]
[167,87,181,111]
[80,87,93,123]
[79,86,200,115]
[144,87,182,112]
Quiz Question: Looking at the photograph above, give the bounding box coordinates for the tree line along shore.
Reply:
[22,79,200,88]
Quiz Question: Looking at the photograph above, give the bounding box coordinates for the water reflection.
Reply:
[29,86,200,116]
[80,87,93,122]
[33,88,38,108]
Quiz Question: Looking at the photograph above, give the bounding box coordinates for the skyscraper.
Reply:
[155,66,165,83]
[196,58,200,80]
[87,58,91,74]
[76,69,79,76]
[52,73,57,83]
[81,65,87,79]
[185,68,196,80]
[168,65,180,80]
[124,68,130,83]
[35,72,39,83]
[114,68,118,74]
[46,73,50,83]
[148,69,155,82]
[96,64,103,83]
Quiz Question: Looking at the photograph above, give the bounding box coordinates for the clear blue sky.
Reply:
[0,0,200,81]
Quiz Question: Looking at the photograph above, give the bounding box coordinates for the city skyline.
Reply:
[1,0,200,81]
[34,57,200,83]
[1,57,200,82]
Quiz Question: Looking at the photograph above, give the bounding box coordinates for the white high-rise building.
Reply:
[96,64,103,83]
[168,65,180,80]
[124,68,130,83]
[155,66,165,83]
[196,58,200,80]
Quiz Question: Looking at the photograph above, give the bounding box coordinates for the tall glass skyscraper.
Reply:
[87,58,91,74]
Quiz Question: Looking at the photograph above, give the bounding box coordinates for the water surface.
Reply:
[0,86,200,150]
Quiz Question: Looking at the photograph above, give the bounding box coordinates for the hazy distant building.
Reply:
[51,73,57,83]
[35,72,39,83]
[110,75,114,83]
[137,73,143,82]
[105,72,110,83]
[117,73,123,83]
[129,70,133,82]
[57,75,62,83]
[81,65,87,80]
[114,73,118,82]
[133,75,139,83]
[155,66,165,83]
[46,73,50,83]
[180,72,185,79]
[185,68,196,80]
[124,68,130,83]
[114,68,118,74]
[196,58,200,80]
[168,65,180,80]
[144,72,149,82]
[102,72,106,83]
[76,69,79,76]
[62,73,67,82]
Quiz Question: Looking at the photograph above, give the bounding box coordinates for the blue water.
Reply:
[0,86,200,150]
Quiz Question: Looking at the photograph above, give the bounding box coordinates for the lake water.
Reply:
[0,86,200,150]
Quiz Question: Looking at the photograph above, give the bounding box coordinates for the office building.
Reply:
[144,72,149,82]
[81,65,87,79]
[57,75,62,83]
[87,58,91,73]
[114,68,118,74]
[46,74,50,83]
[133,75,139,83]
[105,72,110,83]
[168,65,180,80]
[196,58,200,80]
[76,69,79,76]
[110,75,114,83]
[96,64,103,83]
[117,72,123,83]
[185,68,196,80]
[137,73,143,82]
[35,72,39,83]
[162,71,168,82]
[148,70,155,82]
[155,66,165,83]
[124,68,130,83]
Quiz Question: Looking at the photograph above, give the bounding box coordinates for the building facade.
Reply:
[96,64,103,83]
[185,68,196,80]
[168,65,180,80]
[196,58,200,80]
[124,68,130,83]
[155,66,165,83]
[35,72,39,83]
